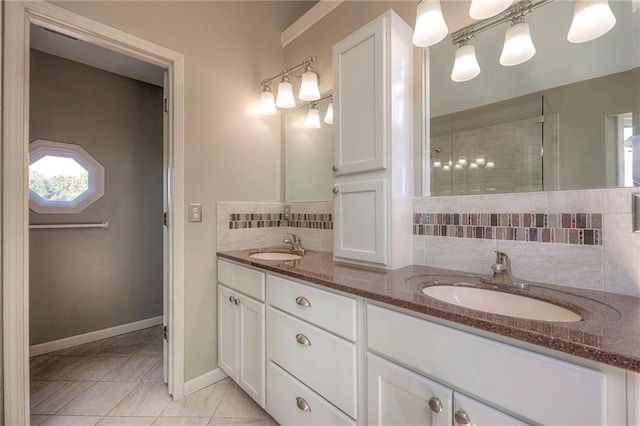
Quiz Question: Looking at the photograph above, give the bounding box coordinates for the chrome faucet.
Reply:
[482,251,528,289]
[283,233,305,255]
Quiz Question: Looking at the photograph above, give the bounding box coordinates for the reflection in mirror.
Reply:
[426,0,638,196]
[284,93,333,202]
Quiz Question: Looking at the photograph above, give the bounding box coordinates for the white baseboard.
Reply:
[184,368,228,396]
[30,315,164,357]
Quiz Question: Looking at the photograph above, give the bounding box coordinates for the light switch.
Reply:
[189,203,202,223]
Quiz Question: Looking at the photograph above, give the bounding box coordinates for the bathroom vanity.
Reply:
[217,249,640,426]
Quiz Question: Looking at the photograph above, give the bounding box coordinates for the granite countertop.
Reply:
[217,248,640,373]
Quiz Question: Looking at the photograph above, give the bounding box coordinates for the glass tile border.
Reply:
[229,213,333,230]
[413,213,603,246]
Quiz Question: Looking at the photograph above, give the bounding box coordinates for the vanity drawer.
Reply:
[267,274,357,341]
[367,304,607,425]
[268,307,357,418]
[267,361,356,426]
[218,259,265,301]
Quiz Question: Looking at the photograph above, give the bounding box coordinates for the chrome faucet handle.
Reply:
[286,233,300,243]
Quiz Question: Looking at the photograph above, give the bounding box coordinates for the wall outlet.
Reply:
[284,204,291,220]
[189,203,202,222]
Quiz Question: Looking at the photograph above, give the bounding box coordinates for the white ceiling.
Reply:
[30,24,165,87]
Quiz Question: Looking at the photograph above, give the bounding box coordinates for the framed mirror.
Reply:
[424,0,637,196]
[284,92,334,202]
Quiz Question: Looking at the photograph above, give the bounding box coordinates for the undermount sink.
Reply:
[248,252,302,261]
[421,285,582,322]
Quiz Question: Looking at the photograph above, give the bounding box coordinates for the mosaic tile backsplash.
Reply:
[229,213,333,230]
[413,212,603,245]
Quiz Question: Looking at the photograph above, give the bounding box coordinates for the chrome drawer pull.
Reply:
[428,397,443,413]
[295,333,312,346]
[296,396,312,412]
[295,296,311,307]
[454,410,471,426]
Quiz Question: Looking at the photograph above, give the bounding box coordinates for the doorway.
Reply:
[3,2,186,423]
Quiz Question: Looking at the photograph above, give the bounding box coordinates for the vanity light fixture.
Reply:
[419,0,618,83]
[499,17,536,66]
[567,0,616,43]
[259,56,321,114]
[324,102,333,125]
[451,40,481,82]
[305,103,321,129]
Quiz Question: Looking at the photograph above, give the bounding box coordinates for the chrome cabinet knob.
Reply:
[295,296,311,307]
[454,410,471,426]
[332,164,339,172]
[428,397,443,413]
[228,296,234,303]
[332,187,339,194]
[234,298,241,305]
[296,396,312,412]
[295,333,312,346]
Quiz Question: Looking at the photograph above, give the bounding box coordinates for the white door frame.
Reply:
[3,2,186,423]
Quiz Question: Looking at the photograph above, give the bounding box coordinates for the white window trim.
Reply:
[29,139,105,214]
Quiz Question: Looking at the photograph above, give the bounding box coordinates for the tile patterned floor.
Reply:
[30,326,276,426]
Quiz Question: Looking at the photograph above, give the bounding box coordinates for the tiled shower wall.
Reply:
[217,201,333,252]
[413,188,640,297]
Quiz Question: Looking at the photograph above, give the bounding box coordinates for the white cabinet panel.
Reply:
[218,284,238,379]
[267,361,356,426]
[334,179,387,265]
[367,304,610,425]
[333,14,385,175]
[367,353,452,426]
[453,393,527,426]
[267,274,357,341]
[218,259,265,301]
[238,294,265,407]
[267,307,357,418]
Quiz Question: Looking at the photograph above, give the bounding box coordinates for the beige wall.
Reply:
[283,1,424,194]
[52,0,314,381]
[29,50,164,345]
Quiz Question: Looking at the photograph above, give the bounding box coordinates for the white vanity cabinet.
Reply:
[332,10,413,269]
[217,260,266,408]
[266,274,358,425]
[367,303,627,425]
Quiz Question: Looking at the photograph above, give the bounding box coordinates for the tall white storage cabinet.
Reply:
[332,10,414,269]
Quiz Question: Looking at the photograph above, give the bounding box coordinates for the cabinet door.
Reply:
[453,393,528,426]
[238,294,265,408]
[334,179,387,265]
[333,13,386,175]
[367,353,452,426]
[218,285,238,380]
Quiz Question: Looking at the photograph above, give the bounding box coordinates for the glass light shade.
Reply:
[476,157,486,165]
[259,88,276,115]
[305,106,321,129]
[469,0,514,20]
[499,22,536,66]
[412,0,449,47]
[275,79,296,108]
[567,0,616,43]
[442,165,451,171]
[433,159,442,168]
[457,158,467,165]
[299,70,321,101]
[451,44,481,82]
[454,164,463,170]
[469,163,479,169]
[324,102,333,125]
[486,161,496,168]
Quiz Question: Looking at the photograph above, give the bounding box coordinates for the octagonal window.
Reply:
[29,139,105,214]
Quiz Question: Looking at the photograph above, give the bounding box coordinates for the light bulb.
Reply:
[299,69,321,101]
[567,0,616,43]
[305,105,321,129]
[324,102,333,125]
[469,0,514,20]
[499,21,536,66]
[412,0,449,47]
[451,43,481,82]
[258,86,276,115]
[275,77,296,109]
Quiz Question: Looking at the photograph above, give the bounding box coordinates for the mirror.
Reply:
[284,94,334,202]
[426,0,638,196]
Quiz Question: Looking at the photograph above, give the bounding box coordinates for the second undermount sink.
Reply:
[422,285,582,322]
[248,252,302,261]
